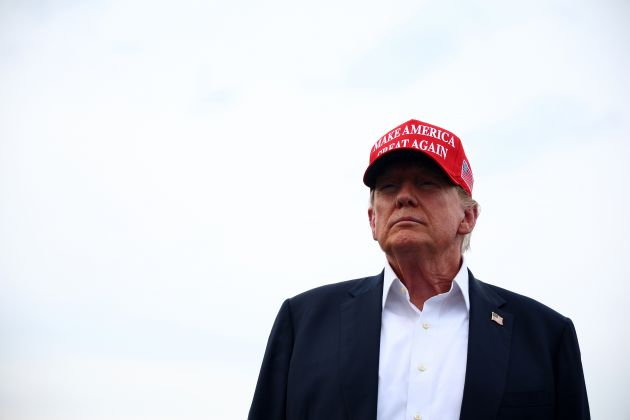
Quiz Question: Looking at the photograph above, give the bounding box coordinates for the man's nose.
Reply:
[395,182,418,208]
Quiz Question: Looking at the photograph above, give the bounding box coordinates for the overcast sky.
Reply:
[1,0,629,419]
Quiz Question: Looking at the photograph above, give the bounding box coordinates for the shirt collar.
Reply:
[381,255,470,311]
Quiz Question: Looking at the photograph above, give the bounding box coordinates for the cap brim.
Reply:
[362,149,454,189]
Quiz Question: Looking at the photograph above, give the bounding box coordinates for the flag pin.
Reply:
[491,312,504,326]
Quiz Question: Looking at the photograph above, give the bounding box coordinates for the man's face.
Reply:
[368,158,476,258]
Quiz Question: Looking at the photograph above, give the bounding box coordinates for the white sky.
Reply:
[1,0,629,419]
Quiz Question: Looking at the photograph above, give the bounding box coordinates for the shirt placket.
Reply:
[406,302,438,420]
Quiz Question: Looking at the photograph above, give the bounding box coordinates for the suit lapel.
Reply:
[339,273,383,420]
[460,271,513,420]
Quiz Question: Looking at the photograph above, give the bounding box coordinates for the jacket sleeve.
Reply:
[248,299,295,420]
[555,318,590,420]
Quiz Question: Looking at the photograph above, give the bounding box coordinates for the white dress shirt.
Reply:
[376,258,470,420]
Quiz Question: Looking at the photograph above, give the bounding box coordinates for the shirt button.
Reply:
[414,414,422,420]
[417,364,427,372]
[422,322,430,329]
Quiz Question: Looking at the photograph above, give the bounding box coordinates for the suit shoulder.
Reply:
[281,274,382,323]
[480,280,570,325]
[278,274,382,334]
[289,274,380,305]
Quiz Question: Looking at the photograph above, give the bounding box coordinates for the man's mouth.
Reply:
[391,216,424,227]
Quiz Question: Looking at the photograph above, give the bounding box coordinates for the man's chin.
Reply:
[381,236,429,255]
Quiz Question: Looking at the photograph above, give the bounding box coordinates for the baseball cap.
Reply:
[363,119,474,196]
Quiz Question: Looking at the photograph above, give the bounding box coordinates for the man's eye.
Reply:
[377,183,397,191]
[418,181,437,188]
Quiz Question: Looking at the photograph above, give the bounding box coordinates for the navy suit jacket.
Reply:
[249,271,590,420]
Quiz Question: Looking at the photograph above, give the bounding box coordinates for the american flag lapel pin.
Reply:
[491,311,504,326]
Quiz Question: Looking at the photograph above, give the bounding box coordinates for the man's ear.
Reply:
[368,207,377,240]
[458,203,479,235]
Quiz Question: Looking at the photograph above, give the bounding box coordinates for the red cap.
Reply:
[363,119,474,196]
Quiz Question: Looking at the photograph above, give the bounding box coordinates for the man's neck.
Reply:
[387,248,462,311]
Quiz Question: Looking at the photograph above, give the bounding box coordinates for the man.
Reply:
[249,119,589,420]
